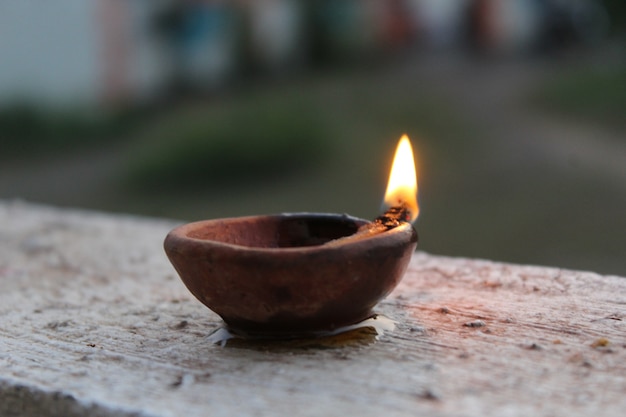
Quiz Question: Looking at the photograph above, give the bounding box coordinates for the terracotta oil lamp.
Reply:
[164,135,419,336]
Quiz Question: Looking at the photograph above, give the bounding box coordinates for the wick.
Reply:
[374,202,412,230]
[323,203,412,247]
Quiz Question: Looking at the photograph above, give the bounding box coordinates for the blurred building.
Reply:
[0,0,613,110]
[155,0,241,91]
[240,0,305,73]
[0,0,173,109]
[463,0,610,54]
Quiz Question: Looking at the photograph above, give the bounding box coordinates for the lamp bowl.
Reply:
[164,213,417,336]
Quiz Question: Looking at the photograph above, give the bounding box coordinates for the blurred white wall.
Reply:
[0,0,173,109]
[0,1,100,107]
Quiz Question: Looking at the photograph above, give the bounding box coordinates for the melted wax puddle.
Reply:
[207,315,396,348]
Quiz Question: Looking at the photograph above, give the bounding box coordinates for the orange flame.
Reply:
[382,134,419,223]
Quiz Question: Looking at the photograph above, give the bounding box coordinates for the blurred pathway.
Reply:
[406,52,626,186]
[0,144,127,211]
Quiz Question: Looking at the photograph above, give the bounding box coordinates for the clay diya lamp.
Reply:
[164,135,420,336]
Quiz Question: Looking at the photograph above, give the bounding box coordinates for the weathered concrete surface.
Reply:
[1,200,625,417]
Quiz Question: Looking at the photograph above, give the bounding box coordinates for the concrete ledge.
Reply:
[1,200,624,417]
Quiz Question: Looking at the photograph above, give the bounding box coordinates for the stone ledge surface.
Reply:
[1,200,624,417]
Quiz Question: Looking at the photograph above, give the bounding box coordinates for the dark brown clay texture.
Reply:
[164,213,417,335]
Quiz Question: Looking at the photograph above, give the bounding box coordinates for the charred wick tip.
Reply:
[322,204,413,247]
[375,203,412,230]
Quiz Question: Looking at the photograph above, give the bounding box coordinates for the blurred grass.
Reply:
[530,64,626,132]
[0,104,144,157]
[125,95,329,191]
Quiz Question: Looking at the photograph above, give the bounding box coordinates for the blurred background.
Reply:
[1,0,625,275]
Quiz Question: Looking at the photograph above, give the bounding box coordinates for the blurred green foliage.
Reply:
[603,0,626,34]
[0,104,142,158]
[125,96,330,191]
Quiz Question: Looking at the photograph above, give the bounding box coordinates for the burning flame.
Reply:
[382,134,419,223]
